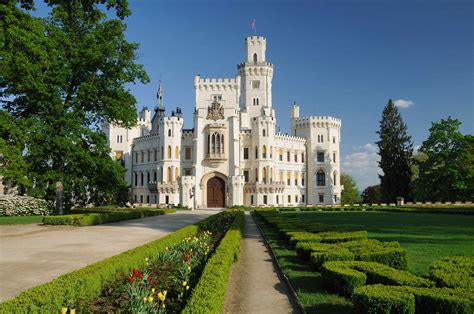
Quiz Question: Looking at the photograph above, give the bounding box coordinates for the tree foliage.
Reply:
[361,185,383,204]
[376,99,413,202]
[412,117,473,201]
[0,0,149,207]
[340,173,361,204]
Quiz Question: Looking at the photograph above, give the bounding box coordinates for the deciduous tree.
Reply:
[361,185,383,204]
[340,174,361,204]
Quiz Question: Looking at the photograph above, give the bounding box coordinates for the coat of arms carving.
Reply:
[207,101,224,121]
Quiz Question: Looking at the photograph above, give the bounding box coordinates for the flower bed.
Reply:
[0,195,53,216]
[42,208,176,226]
[0,211,236,313]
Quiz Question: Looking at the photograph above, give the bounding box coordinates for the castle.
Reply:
[104,36,342,209]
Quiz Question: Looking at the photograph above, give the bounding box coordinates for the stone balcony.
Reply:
[148,181,179,194]
[244,181,285,193]
[205,152,227,167]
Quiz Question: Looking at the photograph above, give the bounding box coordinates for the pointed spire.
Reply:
[156,80,164,111]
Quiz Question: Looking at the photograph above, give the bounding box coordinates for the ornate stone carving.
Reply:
[207,100,224,121]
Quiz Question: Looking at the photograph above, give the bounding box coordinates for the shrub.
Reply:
[352,285,416,314]
[182,211,244,313]
[0,212,227,313]
[0,196,53,216]
[288,232,322,246]
[429,256,474,289]
[318,230,368,243]
[311,249,355,269]
[43,209,176,226]
[321,261,433,296]
[353,284,474,314]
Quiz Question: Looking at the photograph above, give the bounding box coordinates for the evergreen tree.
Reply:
[340,174,361,204]
[376,99,413,202]
[1,0,149,207]
[361,185,383,204]
[413,117,473,201]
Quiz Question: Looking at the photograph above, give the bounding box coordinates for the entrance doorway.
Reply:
[207,177,225,208]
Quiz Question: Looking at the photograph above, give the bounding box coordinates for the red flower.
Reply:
[185,255,190,262]
[128,276,134,283]
[138,273,143,279]
[133,269,139,277]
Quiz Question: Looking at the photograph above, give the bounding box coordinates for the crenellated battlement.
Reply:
[194,76,240,91]
[132,134,160,144]
[275,133,307,143]
[245,36,266,42]
[295,116,341,129]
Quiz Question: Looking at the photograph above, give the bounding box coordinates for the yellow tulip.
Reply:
[158,292,165,301]
[163,290,168,296]
[148,296,154,303]
[182,281,187,286]
[70,310,76,314]
[151,288,155,293]
[162,304,166,309]
[61,308,68,314]
[186,285,190,290]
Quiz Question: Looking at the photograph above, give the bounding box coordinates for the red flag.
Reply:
[252,18,255,30]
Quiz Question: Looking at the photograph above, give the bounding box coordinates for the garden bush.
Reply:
[0,195,52,216]
[352,284,474,314]
[429,256,474,289]
[321,261,434,296]
[42,209,175,226]
[318,230,368,243]
[182,210,244,313]
[0,212,228,313]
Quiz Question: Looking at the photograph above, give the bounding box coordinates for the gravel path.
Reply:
[223,212,298,314]
[0,210,216,301]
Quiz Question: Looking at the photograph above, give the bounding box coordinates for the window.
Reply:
[270,146,273,158]
[253,53,258,64]
[146,195,150,204]
[167,167,171,182]
[251,195,254,205]
[317,170,326,186]
[140,195,143,203]
[263,195,267,205]
[153,171,157,182]
[243,147,249,160]
[262,129,266,137]
[302,153,305,163]
[117,135,120,143]
[294,172,298,186]
[175,146,179,159]
[334,195,338,203]
[253,98,259,106]
[161,146,164,159]
[252,80,260,89]
[287,151,290,161]
[294,153,297,162]
[167,146,172,159]
[165,195,169,204]
[154,149,158,161]
[334,172,337,186]
[279,149,283,161]
[333,136,336,144]
[134,195,137,202]
[185,169,192,176]
[185,147,192,160]
[288,195,291,203]
[319,194,324,203]
[255,146,258,159]
[147,172,150,184]
[276,195,279,204]
[147,151,150,162]
[212,95,222,101]
[243,170,249,182]
[302,173,305,186]
[333,152,336,163]
[317,135,324,143]
[302,195,305,203]
[279,170,284,183]
[141,151,144,163]
[135,152,138,163]
[134,172,137,186]
[317,152,325,162]
[168,129,172,137]
[262,168,267,183]
[209,132,224,156]
[255,168,259,181]
[140,172,144,186]
[270,168,273,181]
[295,195,298,203]
[262,145,267,159]
[175,168,179,181]
[287,171,291,185]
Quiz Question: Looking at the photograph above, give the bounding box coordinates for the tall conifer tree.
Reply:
[376,99,413,202]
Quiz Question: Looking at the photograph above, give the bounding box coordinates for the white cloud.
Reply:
[341,143,381,191]
[394,99,414,108]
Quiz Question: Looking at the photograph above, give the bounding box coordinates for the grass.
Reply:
[283,211,474,275]
[0,216,45,225]
[253,213,354,314]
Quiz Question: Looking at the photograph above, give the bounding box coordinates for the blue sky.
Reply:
[35,0,473,190]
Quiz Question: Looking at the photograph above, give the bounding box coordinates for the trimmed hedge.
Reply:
[182,210,244,313]
[321,261,434,296]
[0,212,225,313]
[271,205,474,215]
[42,208,176,226]
[318,230,368,243]
[429,256,474,289]
[353,284,474,314]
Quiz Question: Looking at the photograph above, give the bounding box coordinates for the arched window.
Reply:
[167,145,171,159]
[317,170,326,186]
[302,173,305,186]
[279,170,284,183]
[175,146,179,159]
[270,168,273,182]
[140,172,144,186]
[294,171,298,186]
[175,168,179,181]
[263,129,266,137]
[147,172,150,184]
[333,171,337,186]
[287,171,291,185]
[270,146,273,158]
[255,146,258,159]
[167,167,172,182]
[262,145,267,159]
[168,129,172,137]
[255,168,259,181]
[262,167,267,183]
[253,53,258,64]
[207,135,210,154]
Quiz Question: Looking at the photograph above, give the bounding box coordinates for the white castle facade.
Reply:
[104,36,342,209]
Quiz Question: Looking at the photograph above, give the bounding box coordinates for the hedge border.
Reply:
[0,211,224,313]
[182,210,244,313]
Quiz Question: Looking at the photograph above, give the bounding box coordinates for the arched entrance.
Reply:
[207,177,225,208]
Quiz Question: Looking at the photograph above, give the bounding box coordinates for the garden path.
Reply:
[0,209,216,302]
[223,212,298,313]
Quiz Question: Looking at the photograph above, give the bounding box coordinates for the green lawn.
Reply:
[283,211,474,275]
[0,216,45,225]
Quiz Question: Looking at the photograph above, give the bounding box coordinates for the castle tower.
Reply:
[238,36,274,117]
[290,102,300,136]
[151,81,166,134]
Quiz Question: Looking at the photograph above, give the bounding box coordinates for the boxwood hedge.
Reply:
[0,211,225,313]
[429,256,474,289]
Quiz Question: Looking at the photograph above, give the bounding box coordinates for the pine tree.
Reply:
[376,99,413,202]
